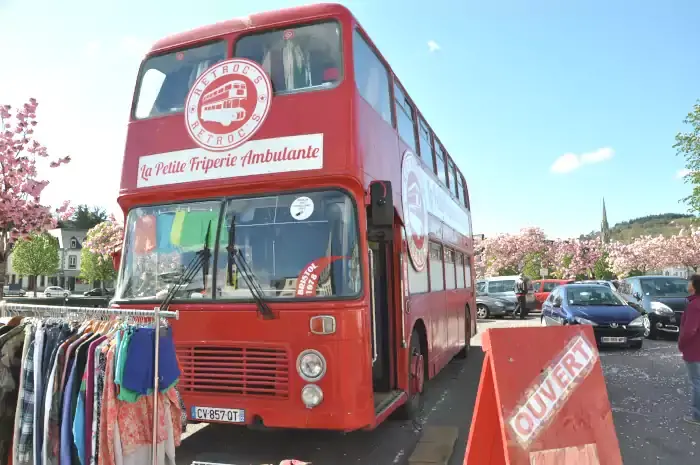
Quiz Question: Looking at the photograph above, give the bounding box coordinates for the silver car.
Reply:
[476,276,536,312]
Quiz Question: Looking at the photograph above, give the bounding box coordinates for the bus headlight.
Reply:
[301,384,324,408]
[297,349,326,382]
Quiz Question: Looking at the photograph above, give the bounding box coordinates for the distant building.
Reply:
[600,198,611,244]
[653,267,693,279]
[5,227,112,293]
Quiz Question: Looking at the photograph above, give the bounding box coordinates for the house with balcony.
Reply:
[5,228,97,293]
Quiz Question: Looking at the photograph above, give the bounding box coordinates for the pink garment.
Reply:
[99,341,182,465]
[133,215,157,255]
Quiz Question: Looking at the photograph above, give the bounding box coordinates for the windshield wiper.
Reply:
[160,221,212,312]
[226,216,275,320]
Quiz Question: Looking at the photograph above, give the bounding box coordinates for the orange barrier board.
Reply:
[464,325,623,465]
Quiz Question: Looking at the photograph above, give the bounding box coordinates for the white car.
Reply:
[44,286,70,298]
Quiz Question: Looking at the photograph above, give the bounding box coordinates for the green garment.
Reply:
[179,210,219,249]
[169,211,186,246]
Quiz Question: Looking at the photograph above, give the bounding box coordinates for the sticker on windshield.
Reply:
[296,256,346,297]
[290,196,314,221]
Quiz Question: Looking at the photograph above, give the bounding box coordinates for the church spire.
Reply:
[601,197,610,244]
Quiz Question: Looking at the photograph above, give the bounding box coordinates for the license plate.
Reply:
[191,406,245,423]
[601,337,626,343]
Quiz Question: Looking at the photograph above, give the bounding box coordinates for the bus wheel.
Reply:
[395,330,425,420]
[455,306,472,359]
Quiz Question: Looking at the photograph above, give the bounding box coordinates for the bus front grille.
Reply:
[176,345,290,398]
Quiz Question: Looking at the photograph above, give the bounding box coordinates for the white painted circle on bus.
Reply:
[401,151,428,272]
[184,58,273,152]
[290,196,314,221]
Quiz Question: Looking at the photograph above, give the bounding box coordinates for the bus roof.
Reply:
[150,3,352,53]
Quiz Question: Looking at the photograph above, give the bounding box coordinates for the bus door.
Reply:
[369,241,393,392]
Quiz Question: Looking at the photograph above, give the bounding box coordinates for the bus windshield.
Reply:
[114,190,361,302]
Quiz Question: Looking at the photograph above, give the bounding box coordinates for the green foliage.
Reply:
[581,212,697,243]
[522,252,543,280]
[58,204,107,229]
[593,252,615,280]
[675,100,700,213]
[79,247,116,287]
[12,232,59,296]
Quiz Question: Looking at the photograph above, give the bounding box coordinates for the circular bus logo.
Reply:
[402,151,428,272]
[184,58,272,152]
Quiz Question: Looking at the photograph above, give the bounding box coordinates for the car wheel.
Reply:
[476,304,489,319]
[641,315,651,338]
[630,340,643,349]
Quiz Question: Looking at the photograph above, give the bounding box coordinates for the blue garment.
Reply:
[156,213,176,252]
[60,359,79,465]
[687,361,700,421]
[73,392,85,465]
[121,326,180,395]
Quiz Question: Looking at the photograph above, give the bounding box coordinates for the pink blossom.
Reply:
[476,227,549,276]
[83,220,124,258]
[0,98,71,279]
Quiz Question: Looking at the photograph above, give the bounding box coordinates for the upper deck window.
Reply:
[394,83,417,152]
[448,158,458,198]
[235,21,342,95]
[434,142,447,186]
[134,41,227,119]
[418,118,433,169]
[353,29,391,125]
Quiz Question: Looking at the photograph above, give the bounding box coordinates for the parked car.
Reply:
[575,279,617,292]
[44,286,70,298]
[83,288,114,297]
[2,285,26,297]
[541,283,649,349]
[476,276,536,314]
[617,275,688,339]
[532,279,574,310]
[476,294,516,319]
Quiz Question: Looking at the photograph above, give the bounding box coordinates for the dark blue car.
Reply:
[541,284,649,349]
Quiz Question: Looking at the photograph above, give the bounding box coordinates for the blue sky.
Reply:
[0,0,698,239]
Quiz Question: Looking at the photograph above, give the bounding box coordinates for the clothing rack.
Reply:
[0,301,179,465]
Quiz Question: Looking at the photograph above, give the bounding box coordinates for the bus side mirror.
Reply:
[111,250,121,272]
[369,181,393,228]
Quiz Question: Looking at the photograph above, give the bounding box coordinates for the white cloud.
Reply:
[550,147,614,174]
[677,168,692,179]
[427,40,440,52]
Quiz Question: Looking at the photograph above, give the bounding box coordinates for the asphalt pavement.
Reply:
[174,316,700,465]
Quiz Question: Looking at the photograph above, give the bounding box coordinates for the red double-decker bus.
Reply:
[115,2,476,431]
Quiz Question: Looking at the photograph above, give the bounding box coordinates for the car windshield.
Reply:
[114,190,361,302]
[567,286,627,306]
[639,277,688,297]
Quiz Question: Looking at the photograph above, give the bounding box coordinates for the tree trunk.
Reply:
[32,275,37,298]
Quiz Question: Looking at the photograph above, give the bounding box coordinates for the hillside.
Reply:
[580,213,697,243]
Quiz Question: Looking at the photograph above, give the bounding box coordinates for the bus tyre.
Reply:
[395,330,425,420]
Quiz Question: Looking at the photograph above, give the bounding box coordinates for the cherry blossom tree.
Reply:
[606,235,672,277]
[477,227,549,277]
[660,228,700,272]
[551,239,603,279]
[0,98,72,297]
[82,216,124,258]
